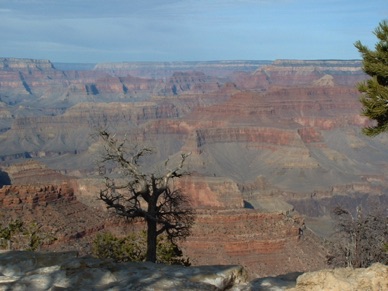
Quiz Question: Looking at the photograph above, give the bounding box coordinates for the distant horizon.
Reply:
[54,58,364,64]
[1,56,363,65]
[1,0,386,63]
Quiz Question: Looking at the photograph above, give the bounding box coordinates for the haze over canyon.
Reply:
[0,57,387,278]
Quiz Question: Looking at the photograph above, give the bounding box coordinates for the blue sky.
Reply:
[0,0,386,63]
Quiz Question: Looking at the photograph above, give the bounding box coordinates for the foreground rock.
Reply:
[289,263,388,291]
[0,251,248,290]
[1,251,386,290]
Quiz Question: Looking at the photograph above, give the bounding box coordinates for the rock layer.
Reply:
[1,58,388,280]
[182,209,326,278]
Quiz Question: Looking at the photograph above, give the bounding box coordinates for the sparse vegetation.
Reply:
[92,231,190,266]
[327,206,388,268]
[0,219,56,251]
[92,231,146,262]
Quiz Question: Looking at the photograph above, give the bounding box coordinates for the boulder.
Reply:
[289,263,388,291]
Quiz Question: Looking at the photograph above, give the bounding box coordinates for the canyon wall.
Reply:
[0,161,326,277]
[182,209,326,278]
[2,57,386,197]
[1,57,387,276]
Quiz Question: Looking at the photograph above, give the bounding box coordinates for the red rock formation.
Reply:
[166,71,221,95]
[0,58,379,202]
[1,58,386,276]
[175,176,244,209]
[0,182,109,253]
[0,183,75,209]
[0,157,332,277]
[5,160,70,185]
[195,127,299,147]
[297,127,323,143]
[182,209,327,278]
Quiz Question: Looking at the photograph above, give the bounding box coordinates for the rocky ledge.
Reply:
[0,251,387,291]
[0,251,248,291]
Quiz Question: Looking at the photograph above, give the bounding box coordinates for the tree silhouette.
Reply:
[97,130,194,262]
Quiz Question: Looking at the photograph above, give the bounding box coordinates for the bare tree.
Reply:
[327,206,388,268]
[97,129,195,263]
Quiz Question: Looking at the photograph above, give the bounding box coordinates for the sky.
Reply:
[0,0,387,63]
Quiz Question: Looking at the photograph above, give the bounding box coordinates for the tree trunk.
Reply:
[146,194,158,263]
[146,218,157,262]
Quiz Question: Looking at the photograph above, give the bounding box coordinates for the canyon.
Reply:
[0,57,387,277]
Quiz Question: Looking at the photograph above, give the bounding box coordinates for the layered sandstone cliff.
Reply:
[0,156,327,277]
[0,183,75,209]
[0,183,107,251]
[1,58,387,277]
[93,60,270,78]
[1,58,384,196]
[182,209,326,278]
